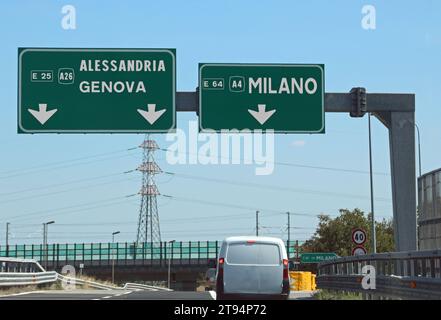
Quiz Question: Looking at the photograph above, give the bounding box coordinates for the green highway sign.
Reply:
[18,48,176,133]
[199,63,325,133]
[300,252,338,264]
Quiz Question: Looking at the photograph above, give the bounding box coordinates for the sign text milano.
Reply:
[199,64,324,133]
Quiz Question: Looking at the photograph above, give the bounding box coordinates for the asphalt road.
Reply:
[0,290,315,300]
[0,289,215,300]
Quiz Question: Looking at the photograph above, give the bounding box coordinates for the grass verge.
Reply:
[0,285,39,296]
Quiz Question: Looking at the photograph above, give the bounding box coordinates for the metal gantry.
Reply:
[176,88,417,252]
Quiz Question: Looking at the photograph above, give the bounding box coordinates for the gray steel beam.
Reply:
[387,111,417,251]
[373,109,417,251]
[176,92,415,113]
[176,92,198,113]
[175,91,417,252]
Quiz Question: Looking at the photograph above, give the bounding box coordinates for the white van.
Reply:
[216,236,290,300]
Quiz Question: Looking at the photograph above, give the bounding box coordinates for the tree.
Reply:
[302,208,394,256]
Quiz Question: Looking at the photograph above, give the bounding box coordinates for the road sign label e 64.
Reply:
[199,63,325,133]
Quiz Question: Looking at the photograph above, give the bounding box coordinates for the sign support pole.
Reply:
[256,211,259,237]
[368,113,377,254]
[287,212,291,257]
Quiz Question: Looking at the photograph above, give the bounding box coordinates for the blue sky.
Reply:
[0,0,440,245]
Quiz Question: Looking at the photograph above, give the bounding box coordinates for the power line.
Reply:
[160,194,330,218]
[11,227,259,235]
[7,212,318,228]
[0,167,393,208]
[8,232,308,239]
[0,171,131,197]
[7,235,311,242]
[3,144,387,180]
[163,171,392,202]
[261,225,314,230]
[158,148,389,176]
[0,177,138,205]
[2,188,391,226]
[0,148,140,180]
[1,196,138,222]
[0,147,138,175]
[0,166,392,205]
[160,193,391,220]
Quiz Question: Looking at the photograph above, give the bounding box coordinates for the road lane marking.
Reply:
[0,290,46,298]
[209,291,216,300]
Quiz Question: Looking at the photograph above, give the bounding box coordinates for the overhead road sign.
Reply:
[199,63,325,133]
[18,48,176,133]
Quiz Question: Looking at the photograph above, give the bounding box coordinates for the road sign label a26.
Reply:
[18,48,176,133]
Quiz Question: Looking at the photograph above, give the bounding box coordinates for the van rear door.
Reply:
[224,242,283,294]
[255,243,283,294]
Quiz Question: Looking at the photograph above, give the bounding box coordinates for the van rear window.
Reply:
[226,243,281,265]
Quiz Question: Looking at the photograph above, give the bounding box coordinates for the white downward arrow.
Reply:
[28,103,58,125]
[248,104,276,125]
[137,104,166,125]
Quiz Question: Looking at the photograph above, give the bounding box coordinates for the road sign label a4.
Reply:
[199,64,324,133]
[229,76,245,92]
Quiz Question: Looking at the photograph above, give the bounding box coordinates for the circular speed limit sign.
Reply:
[351,228,367,245]
[352,246,367,256]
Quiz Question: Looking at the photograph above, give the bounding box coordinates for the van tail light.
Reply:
[282,259,290,294]
[283,259,289,280]
[217,258,224,293]
[218,258,224,278]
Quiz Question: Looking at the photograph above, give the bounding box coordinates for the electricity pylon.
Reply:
[136,135,162,244]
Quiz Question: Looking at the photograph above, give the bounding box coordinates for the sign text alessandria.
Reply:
[18,48,176,133]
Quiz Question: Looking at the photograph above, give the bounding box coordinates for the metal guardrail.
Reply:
[0,257,56,287]
[318,274,441,300]
[317,249,441,299]
[0,257,172,291]
[0,271,58,287]
[1,257,45,272]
